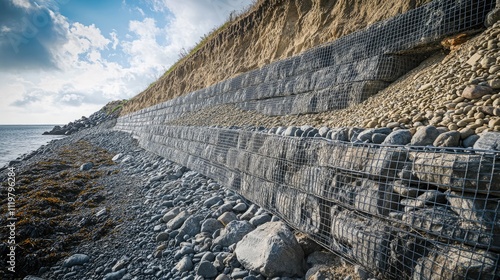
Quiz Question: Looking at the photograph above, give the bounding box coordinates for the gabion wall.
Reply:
[118,0,495,125]
[113,124,500,279]
[115,0,499,279]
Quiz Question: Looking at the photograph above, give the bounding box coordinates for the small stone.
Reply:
[149,175,165,183]
[156,232,170,242]
[490,65,500,74]
[95,208,107,217]
[204,196,223,208]
[249,214,272,227]
[463,134,480,148]
[112,257,130,272]
[215,275,231,280]
[418,83,433,91]
[79,162,94,171]
[103,269,127,280]
[167,210,190,230]
[201,218,224,234]
[201,252,216,262]
[386,122,400,129]
[179,215,203,237]
[488,78,500,89]
[462,85,493,100]
[458,128,474,139]
[357,128,391,142]
[162,207,181,223]
[330,128,349,141]
[175,256,193,272]
[218,211,238,226]
[489,118,500,128]
[466,53,482,66]
[196,261,218,278]
[283,126,298,137]
[480,56,496,69]
[382,130,412,145]
[111,153,123,162]
[318,127,330,137]
[213,202,234,217]
[233,202,247,212]
[63,254,89,267]
[410,126,441,146]
[478,106,496,116]
[366,120,377,128]
[371,133,387,144]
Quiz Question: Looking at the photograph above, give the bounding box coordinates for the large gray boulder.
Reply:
[235,221,305,277]
[213,220,255,247]
[382,129,412,145]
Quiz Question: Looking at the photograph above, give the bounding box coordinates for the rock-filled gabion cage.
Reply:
[116,0,500,279]
[120,0,496,124]
[113,125,500,279]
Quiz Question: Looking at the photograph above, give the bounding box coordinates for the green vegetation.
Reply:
[104,99,128,115]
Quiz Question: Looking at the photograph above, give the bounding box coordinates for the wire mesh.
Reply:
[114,124,500,279]
[114,0,500,279]
[118,0,495,124]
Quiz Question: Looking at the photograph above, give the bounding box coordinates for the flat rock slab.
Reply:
[410,151,500,197]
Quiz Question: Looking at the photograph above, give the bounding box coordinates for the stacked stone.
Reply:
[117,0,496,125]
[114,120,500,279]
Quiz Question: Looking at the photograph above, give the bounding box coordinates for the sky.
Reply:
[0,0,250,124]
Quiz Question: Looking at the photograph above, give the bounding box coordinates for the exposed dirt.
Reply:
[122,0,433,115]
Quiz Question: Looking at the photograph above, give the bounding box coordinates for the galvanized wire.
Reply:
[115,125,500,279]
[115,0,499,279]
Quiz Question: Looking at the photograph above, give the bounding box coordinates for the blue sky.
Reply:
[0,0,250,124]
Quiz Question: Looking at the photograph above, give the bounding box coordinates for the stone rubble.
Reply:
[5,127,363,280]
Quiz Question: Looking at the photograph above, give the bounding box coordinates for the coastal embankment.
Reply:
[1,124,356,280]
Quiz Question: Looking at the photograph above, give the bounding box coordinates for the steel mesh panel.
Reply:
[116,0,496,124]
[114,1,500,278]
[114,122,500,279]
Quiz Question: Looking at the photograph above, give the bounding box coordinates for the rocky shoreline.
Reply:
[42,100,126,136]
[0,125,366,280]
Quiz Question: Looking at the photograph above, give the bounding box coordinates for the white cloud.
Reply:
[1,1,250,124]
[11,0,32,9]
[135,7,146,17]
[110,31,119,49]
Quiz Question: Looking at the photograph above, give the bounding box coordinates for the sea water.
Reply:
[0,125,65,167]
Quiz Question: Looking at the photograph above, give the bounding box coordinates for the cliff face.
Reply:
[121,0,433,115]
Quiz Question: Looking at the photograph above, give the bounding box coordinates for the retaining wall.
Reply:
[114,123,500,279]
[119,0,494,124]
[115,0,500,279]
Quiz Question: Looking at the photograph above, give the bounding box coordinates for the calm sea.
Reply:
[0,125,65,168]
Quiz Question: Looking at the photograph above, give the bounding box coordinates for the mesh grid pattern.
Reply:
[115,0,500,279]
[113,124,500,279]
[119,0,495,123]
